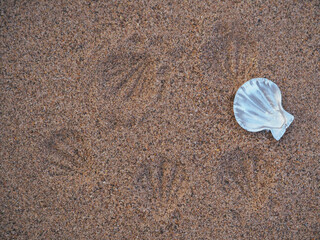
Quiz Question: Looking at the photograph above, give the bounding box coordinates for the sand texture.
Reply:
[1,0,319,239]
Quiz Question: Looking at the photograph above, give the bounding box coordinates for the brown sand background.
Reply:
[1,0,319,239]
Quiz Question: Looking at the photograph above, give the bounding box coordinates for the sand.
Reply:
[1,0,319,239]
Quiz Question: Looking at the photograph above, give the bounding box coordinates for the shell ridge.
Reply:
[265,81,282,108]
[255,80,278,110]
[247,92,273,114]
[238,115,282,131]
[237,86,271,114]
[235,108,276,131]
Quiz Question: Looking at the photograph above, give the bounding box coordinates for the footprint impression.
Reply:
[43,129,93,177]
[135,155,190,222]
[217,147,276,210]
[96,37,167,127]
[200,19,258,95]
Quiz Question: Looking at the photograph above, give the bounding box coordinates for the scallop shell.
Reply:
[233,78,294,140]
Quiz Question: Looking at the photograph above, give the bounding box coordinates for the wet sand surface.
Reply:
[1,1,319,239]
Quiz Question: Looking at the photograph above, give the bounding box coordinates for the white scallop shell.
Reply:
[233,78,294,140]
